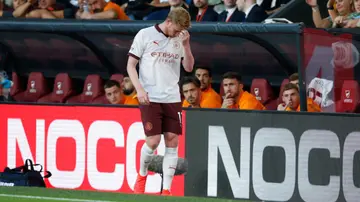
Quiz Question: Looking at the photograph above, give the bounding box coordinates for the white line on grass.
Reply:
[0,194,117,202]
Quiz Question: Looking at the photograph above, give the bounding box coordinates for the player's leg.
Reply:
[134,103,162,194]
[161,102,182,195]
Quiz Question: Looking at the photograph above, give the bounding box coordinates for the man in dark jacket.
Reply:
[236,0,267,22]
[218,0,244,22]
[190,0,217,21]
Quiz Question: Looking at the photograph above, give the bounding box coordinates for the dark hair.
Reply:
[222,72,242,83]
[180,76,201,89]
[282,83,299,93]
[104,80,120,89]
[289,73,299,81]
[195,67,212,77]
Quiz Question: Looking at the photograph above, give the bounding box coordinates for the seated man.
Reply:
[183,66,221,107]
[104,80,138,105]
[181,76,221,108]
[279,83,321,112]
[278,73,322,111]
[221,72,265,110]
[121,76,139,105]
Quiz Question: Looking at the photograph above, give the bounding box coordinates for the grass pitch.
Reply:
[0,187,254,202]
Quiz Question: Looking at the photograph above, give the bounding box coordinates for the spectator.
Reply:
[76,0,129,19]
[236,0,268,22]
[218,0,245,22]
[121,76,139,105]
[335,0,360,27]
[26,5,74,19]
[278,83,321,112]
[29,0,129,19]
[190,0,218,21]
[306,0,358,28]
[181,76,221,108]
[20,0,66,18]
[146,0,187,20]
[221,72,265,110]
[0,0,34,18]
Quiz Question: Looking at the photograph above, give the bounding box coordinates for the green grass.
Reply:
[0,187,252,202]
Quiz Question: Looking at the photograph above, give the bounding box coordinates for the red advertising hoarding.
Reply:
[0,104,185,196]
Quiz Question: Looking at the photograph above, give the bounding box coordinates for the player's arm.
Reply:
[182,45,194,72]
[127,57,142,94]
[88,9,118,19]
[127,30,149,104]
[180,30,194,72]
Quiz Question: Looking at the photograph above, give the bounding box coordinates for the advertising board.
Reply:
[185,110,360,202]
[0,104,185,196]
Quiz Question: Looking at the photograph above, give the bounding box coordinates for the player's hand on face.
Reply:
[221,93,235,108]
[137,88,150,105]
[179,30,190,45]
[277,103,288,111]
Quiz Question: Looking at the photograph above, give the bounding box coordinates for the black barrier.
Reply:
[185,109,360,202]
[0,20,301,87]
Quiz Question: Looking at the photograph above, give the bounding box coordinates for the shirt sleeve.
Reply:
[182,100,190,107]
[128,30,145,60]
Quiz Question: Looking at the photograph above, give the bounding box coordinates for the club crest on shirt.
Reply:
[173,41,180,49]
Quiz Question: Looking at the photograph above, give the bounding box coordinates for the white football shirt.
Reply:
[128,24,185,103]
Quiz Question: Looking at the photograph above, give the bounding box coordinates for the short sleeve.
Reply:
[128,30,145,60]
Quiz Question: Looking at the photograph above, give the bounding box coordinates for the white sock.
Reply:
[162,147,178,191]
[139,143,154,177]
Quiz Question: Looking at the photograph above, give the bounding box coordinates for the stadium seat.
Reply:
[13,72,49,102]
[66,74,104,104]
[277,78,290,104]
[251,78,277,110]
[10,72,23,97]
[92,74,124,104]
[336,80,360,113]
[110,74,124,84]
[38,73,74,103]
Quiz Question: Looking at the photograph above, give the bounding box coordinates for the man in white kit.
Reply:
[126,7,194,196]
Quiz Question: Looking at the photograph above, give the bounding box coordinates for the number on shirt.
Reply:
[177,112,182,125]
